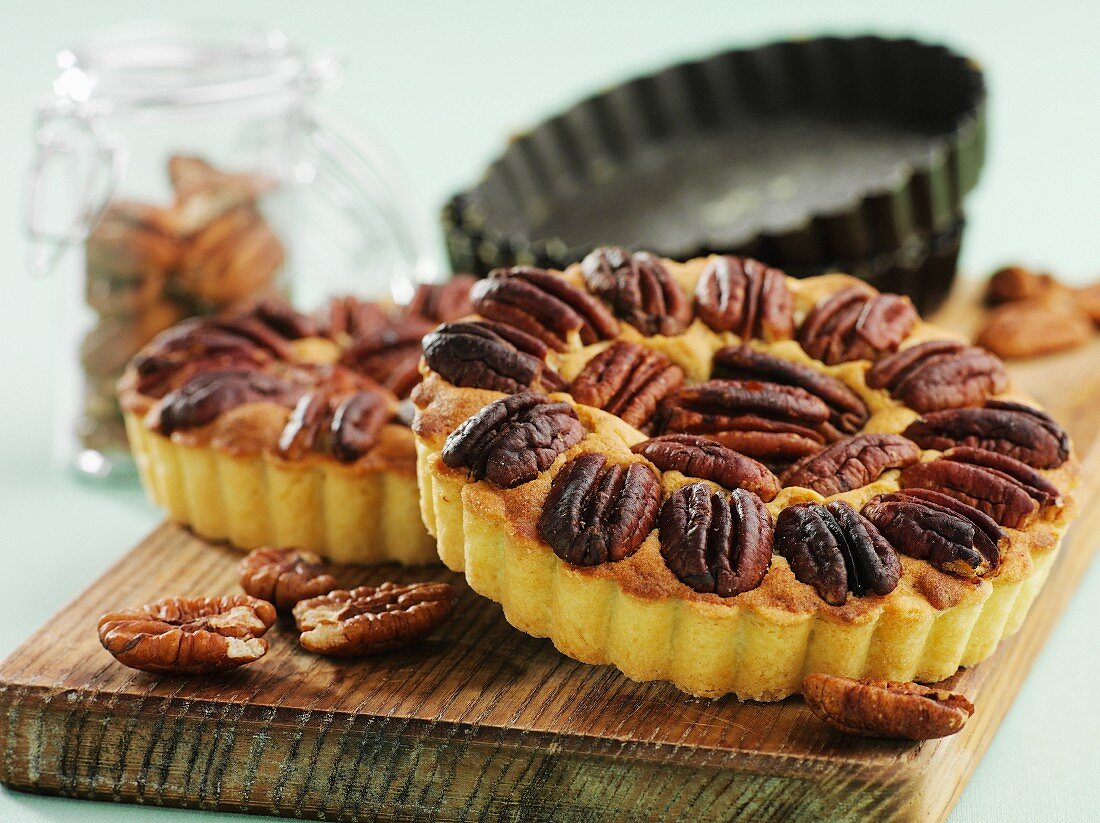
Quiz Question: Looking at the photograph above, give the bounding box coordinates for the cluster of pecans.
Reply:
[80,156,284,454]
[129,278,477,454]
[97,547,455,674]
[976,264,1100,359]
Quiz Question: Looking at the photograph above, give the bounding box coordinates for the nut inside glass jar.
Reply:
[27,21,439,479]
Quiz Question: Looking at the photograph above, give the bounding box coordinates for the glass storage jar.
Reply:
[26,20,440,480]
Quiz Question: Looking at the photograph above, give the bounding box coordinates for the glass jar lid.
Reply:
[47,19,342,116]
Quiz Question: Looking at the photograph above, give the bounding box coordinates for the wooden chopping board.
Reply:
[2,286,1099,823]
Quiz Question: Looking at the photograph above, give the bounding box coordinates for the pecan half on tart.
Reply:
[412,252,1080,700]
[119,282,475,564]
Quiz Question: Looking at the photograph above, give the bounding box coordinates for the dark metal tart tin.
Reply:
[444,36,985,311]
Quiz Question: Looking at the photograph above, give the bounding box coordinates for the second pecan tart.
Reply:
[119,279,475,564]
[412,251,1080,700]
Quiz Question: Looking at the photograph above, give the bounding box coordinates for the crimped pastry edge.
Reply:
[126,411,437,565]
[417,438,1061,700]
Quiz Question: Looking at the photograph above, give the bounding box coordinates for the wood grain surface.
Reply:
[2,288,1099,822]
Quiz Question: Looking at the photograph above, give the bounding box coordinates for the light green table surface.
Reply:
[2,1,1098,821]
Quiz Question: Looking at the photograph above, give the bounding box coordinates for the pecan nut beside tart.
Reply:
[798,286,917,364]
[976,293,1094,360]
[422,320,566,395]
[659,483,774,597]
[293,582,455,656]
[984,265,1057,305]
[98,595,276,674]
[631,434,781,502]
[775,501,901,606]
[900,447,1063,529]
[657,379,830,466]
[866,340,1009,413]
[570,342,684,430]
[802,674,974,740]
[711,345,868,439]
[581,246,692,335]
[441,392,586,488]
[538,453,661,565]
[471,266,619,350]
[238,547,339,610]
[693,255,793,341]
[903,400,1070,469]
[779,434,921,496]
[862,489,1006,578]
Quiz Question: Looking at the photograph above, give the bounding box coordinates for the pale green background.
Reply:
[2,1,1098,821]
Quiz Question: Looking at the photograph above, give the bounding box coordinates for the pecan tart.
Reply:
[412,250,1079,700]
[119,278,475,564]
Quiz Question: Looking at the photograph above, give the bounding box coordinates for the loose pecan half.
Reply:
[98,595,276,674]
[862,489,1006,578]
[693,255,794,341]
[779,434,921,496]
[903,400,1070,469]
[632,434,780,502]
[798,286,917,365]
[658,379,831,466]
[238,547,339,610]
[774,501,901,606]
[471,267,619,350]
[976,294,1094,359]
[984,265,1057,305]
[659,483,773,596]
[441,392,586,487]
[404,275,477,323]
[802,674,974,740]
[422,320,566,394]
[580,246,692,335]
[712,345,868,439]
[538,453,661,565]
[900,447,1063,529]
[866,340,1009,413]
[293,582,455,656]
[570,342,684,429]
[155,369,300,434]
